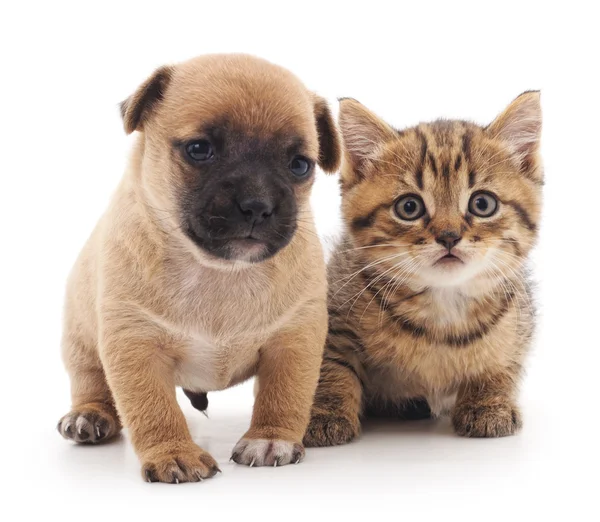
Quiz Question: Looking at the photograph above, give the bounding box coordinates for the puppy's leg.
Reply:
[57,335,121,444]
[452,366,523,438]
[101,322,220,483]
[231,301,326,467]
[303,337,364,447]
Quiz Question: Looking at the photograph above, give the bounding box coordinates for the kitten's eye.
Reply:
[394,195,426,221]
[469,191,498,217]
[185,140,214,162]
[290,156,312,177]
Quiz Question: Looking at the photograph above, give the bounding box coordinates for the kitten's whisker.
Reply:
[338,254,416,315]
[331,251,411,290]
[356,257,421,322]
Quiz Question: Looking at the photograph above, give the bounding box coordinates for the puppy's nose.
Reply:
[435,231,462,251]
[237,198,274,224]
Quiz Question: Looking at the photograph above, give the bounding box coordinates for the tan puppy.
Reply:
[56,54,341,483]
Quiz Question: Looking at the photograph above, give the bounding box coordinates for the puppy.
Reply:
[56,54,341,483]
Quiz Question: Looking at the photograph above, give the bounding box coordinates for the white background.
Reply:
[1,1,598,520]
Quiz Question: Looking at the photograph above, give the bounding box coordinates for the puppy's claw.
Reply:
[249,458,256,467]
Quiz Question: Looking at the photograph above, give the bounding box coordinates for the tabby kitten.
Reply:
[304,92,542,445]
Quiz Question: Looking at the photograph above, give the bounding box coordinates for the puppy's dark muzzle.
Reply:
[235,197,274,227]
[184,175,298,262]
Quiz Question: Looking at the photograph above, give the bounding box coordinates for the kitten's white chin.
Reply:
[419,259,486,288]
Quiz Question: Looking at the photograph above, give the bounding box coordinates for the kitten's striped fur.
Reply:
[304,92,542,445]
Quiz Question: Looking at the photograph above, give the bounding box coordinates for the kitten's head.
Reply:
[338,92,542,290]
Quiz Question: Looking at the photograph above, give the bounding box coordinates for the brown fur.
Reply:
[304,92,542,446]
[57,54,341,482]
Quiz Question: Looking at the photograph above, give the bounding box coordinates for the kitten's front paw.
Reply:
[231,438,305,467]
[452,403,522,438]
[141,441,221,483]
[303,413,360,447]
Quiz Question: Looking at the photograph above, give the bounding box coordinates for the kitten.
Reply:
[304,92,542,445]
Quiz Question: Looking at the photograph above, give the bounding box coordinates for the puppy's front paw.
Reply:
[231,438,305,467]
[141,442,221,483]
[452,403,522,438]
[57,404,120,444]
[303,413,360,447]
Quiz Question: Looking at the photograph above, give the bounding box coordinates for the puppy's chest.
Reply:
[173,333,261,392]
[170,272,298,392]
[175,269,292,334]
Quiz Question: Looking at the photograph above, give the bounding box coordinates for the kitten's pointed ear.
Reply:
[338,98,397,171]
[120,65,174,134]
[313,95,342,173]
[486,91,542,173]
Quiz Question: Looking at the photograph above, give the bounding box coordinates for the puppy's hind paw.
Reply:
[57,404,120,444]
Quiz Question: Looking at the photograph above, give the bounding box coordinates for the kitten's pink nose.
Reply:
[435,231,462,251]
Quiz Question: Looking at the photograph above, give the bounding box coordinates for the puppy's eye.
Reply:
[394,195,426,221]
[290,156,311,177]
[185,140,214,162]
[469,191,498,217]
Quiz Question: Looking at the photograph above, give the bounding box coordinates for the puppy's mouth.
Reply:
[228,235,268,249]
[184,226,294,263]
[231,235,265,244]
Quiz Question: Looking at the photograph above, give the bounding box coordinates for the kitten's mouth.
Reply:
[435,253,464,266]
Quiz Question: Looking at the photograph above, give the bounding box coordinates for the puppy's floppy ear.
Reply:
[313,95,342,173]
[120,65,174,134]
[338,97,396,171]
[486,90,542,178]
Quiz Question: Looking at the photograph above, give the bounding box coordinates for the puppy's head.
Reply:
[121,54,341,265]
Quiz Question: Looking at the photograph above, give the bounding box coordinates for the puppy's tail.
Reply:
[183,389,209,417]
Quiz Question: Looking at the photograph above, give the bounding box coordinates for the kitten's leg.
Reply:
[303,334,364,447]
[57,335,121,444]
[452,367,522,438]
